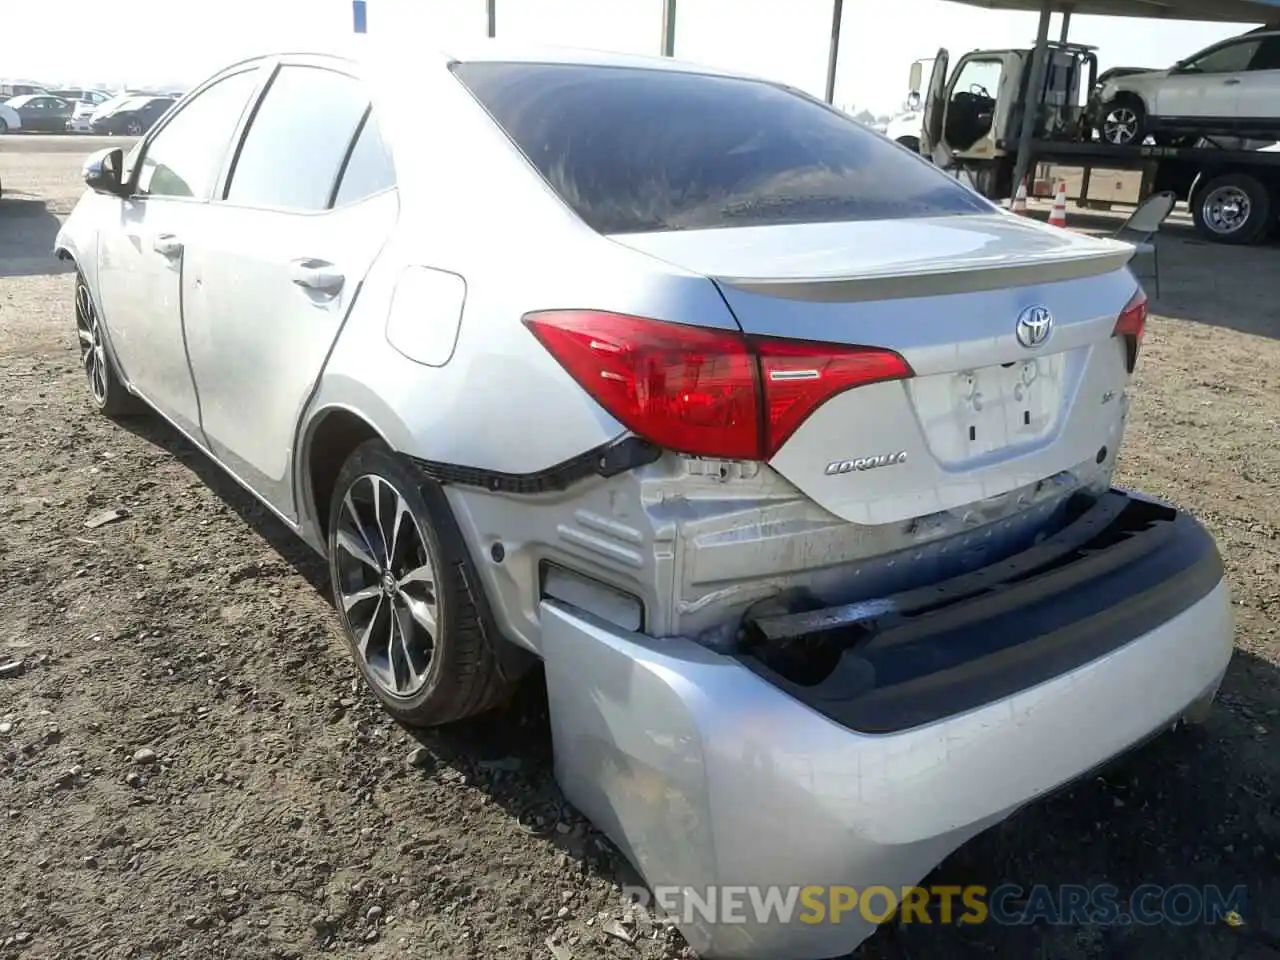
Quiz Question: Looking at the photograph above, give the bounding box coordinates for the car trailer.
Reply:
[1019,138,1280,242]
[908,0,1280,244]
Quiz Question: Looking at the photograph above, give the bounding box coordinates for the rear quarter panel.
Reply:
[305,56,742,477]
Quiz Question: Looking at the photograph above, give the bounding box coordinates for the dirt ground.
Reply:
[1,142,1278,960]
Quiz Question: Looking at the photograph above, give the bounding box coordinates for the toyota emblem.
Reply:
[1016,305,1054,348]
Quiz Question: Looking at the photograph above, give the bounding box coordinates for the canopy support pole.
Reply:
[1060,6,1073,41]
[1010,0,1053,206]
[825,0,844,104]
[487,0,496,37]
[661,0,677,56]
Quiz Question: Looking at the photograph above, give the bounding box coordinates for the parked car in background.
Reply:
[4,94,73,132]
[89,92,142,123]
[57,42,1234,960]
[1093,27,1280,145]
[67,100,98,132]
[0,100,21,134]
[52,88,111,106]
[50,89,114,132]
[0,81,50,98]
[90,95,174,135]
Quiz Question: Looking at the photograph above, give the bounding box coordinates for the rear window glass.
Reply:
[451,61,990,234]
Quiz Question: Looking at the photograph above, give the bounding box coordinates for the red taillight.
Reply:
[1113,288,1148,372]
[522,310,913,461]
[754,335,913,458]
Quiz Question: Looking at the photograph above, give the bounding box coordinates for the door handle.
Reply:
[289,258,345,297]
[1223,78,1242,85]
[152,233,182,257]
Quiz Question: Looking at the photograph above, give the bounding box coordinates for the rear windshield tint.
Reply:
[451,61,991,234]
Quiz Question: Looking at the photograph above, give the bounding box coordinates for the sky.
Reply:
[2,0,1257,115]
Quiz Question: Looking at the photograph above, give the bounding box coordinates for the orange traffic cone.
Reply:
[1011,178,1029,215]
[1048,181,1069,228]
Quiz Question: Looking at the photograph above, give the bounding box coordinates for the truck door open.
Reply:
[944,55,1007,155]
[920,48,949,160]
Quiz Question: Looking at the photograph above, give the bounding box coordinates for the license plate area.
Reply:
[908,354,1066,466]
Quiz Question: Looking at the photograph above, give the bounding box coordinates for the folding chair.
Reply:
[1113,190,1177,298]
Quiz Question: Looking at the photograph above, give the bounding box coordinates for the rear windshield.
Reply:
[451,61,991,235]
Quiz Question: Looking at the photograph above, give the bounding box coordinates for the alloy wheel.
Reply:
[333,474,438,697]
[75,281,108,405]
[1103,107,1138,145]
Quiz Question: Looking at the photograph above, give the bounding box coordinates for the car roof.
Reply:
[437,38,751,78]
[149,39,801,254]
[224,36,763,86]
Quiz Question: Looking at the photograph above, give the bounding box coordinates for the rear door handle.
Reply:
[289,258,345,297]
[152,233,183,257]
[1223,77,1242,85]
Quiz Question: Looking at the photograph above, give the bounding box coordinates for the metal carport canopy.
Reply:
[924,0,1280,203]
[943,0,1280,19]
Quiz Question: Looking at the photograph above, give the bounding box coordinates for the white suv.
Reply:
[1095,27,1280,145]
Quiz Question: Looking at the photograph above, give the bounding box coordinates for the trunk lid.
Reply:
[611,214,1140,526]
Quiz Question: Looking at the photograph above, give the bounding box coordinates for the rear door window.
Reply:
[223,65,369,212]
[451,61,990,235]
[331,110,396,207]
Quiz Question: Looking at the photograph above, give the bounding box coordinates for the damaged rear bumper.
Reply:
[540,489,1233,960]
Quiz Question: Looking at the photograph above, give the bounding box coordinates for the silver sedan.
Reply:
[56,40,1233,960]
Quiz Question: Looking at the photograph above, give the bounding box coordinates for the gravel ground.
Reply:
[1,144,1279,960]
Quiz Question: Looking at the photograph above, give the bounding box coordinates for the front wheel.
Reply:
[1100,98,1146,146]
[74,274,147,418]
[1192,173,1274,246]
[327,441,514,727]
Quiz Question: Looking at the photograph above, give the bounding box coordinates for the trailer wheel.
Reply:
[1192,173,1273,245]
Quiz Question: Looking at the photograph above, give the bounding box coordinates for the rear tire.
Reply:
[0,118,9,135]
[1192,172,1273,245]
[327,440,514,727]
[74,274,147,418]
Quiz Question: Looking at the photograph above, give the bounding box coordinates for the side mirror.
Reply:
[906,62,926,99]
[83,147,126,197]
[907,91,922,111]
[908,61,924,97]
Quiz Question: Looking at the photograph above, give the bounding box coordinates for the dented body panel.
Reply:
[447,449,1113,654]
[543,566,1232,959]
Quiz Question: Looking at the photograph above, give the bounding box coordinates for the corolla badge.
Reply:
[1015,305,1054,348]
[825,451,908,476]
